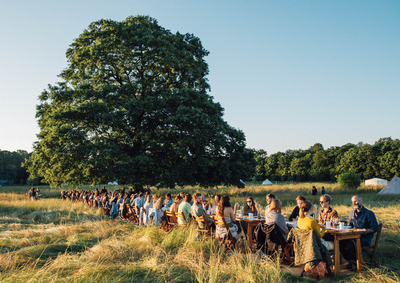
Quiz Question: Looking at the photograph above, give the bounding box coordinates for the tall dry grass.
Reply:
[0,183,399,282]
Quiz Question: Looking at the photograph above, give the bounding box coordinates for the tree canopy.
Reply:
[24,16,254,189]
[253,138,400,183]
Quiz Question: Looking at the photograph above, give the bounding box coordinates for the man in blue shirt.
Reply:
[340,195,379,269]
[131,193,145,212]
[165,193,173,209]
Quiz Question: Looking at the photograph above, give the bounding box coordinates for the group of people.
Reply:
[281,193,379,270]
[26,187,40,200]
[312,185,326,195]
[60,186,379,269]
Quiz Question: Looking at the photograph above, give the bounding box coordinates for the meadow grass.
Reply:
[0,183,399,282]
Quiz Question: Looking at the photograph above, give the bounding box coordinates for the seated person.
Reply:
[143,195,153,216]
[265,193,275,217]
[210,195,221,213]
[340,195,379,269]
[178,194,192,224]
[265,199,289,239]
[169,195,183,213]
[131,193,145,211]
[153,197,166,224]
[201,194,210,211]
[288,195,306,221]
[243,197,258,217]
[191,193,216,230]
[215,195,241,240]
[165,193,173,209]
[152,194,159,204]
[319,194,338,241]
[297,201,326,239]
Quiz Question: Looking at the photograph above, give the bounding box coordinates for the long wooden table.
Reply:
[326,228,373,276]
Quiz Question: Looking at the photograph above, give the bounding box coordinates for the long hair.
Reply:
[215,194,221,204]
[145,195,152,203]
[299,201,313,219]
[218,195,231,216]
[269,199,282,213]
[244,197,256,213]
[154,197,164,210]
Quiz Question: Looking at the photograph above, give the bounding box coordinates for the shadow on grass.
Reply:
[0,202,106,225]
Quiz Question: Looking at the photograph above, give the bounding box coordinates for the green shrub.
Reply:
[337,169,361,190]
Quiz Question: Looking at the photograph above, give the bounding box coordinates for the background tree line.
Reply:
[253,137,400,183]
[0,150,30,185]
[2,137,400,187]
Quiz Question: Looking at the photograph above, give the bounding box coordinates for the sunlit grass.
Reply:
[0,183,399,282]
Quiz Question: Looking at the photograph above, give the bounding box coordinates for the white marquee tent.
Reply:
[365,178,387,186]
[262,179,273,185]
[378,176,400,194]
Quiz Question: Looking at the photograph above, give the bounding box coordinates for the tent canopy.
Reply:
[378,176,400,194]
[262,179,273,185]
[365,178,387,186]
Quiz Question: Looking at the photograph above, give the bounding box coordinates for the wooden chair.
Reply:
[194,215,213,236]
[102,206,110,216]
[213,216,236,251]
[165,211,178,231]
[280,242,294,265]
[128,205,140,224]
[288,228,333,279]
[124,204,133,222]
[362,223,383,267]
[175,212,188,227]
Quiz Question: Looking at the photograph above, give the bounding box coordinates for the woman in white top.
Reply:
[210,194,221,214]
[143,195,153,215]
[264,199,289,239]
[215,195,241,240]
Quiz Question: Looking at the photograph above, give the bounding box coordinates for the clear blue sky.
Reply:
[1,0,399,155]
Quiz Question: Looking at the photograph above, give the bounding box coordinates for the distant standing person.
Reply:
[312,186,317,195]
[321,186,326,195]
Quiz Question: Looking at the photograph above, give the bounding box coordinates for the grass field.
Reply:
[0,183,399,282]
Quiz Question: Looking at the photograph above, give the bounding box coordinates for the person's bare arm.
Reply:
[230,208,236,221]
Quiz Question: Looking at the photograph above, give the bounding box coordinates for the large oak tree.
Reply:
[24,16,254,189]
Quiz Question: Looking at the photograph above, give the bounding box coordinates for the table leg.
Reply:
[334,237,340,276]
[248,223,254,252]
[355,238,363,271]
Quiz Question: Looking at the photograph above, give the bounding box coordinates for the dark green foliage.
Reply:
[24,16,254,189]
[258,138,400,183]
[337,169,361,190]
[253,149,267,181]
[0,150,30,185]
